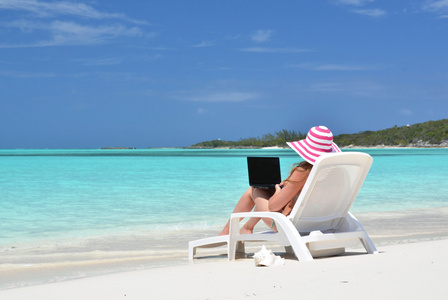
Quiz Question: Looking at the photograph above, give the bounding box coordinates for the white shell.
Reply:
[253,245,285,267]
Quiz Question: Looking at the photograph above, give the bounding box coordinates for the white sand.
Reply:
[1,239,447,299]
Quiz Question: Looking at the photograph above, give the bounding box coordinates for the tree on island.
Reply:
[190,119,448,148]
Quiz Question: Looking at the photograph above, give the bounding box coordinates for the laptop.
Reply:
[247,157,281,189]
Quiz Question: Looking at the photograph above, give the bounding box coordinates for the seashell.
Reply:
[253,245,285,267]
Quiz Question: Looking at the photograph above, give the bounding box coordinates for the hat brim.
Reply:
[287,140,341,165]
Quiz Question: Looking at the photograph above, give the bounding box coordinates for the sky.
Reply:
[1,0,447,148]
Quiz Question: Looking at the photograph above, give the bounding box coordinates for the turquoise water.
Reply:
[1,148,448,248]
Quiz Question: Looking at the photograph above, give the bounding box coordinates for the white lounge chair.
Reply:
[189,152,378,261]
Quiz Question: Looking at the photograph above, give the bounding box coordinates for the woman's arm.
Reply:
[268,168,309,212]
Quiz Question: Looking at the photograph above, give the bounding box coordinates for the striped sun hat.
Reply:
[286,126,341,165]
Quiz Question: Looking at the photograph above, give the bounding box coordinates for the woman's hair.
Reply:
[284,161,313,183]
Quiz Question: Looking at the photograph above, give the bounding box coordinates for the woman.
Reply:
[219,126,341,235]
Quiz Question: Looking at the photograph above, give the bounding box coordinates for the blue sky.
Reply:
[1,0,447,148]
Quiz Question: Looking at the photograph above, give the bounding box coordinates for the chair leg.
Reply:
[228,217,242,260]
[360,235,379,254]
[236,241,245,253]
[346,213,378,255]
[188,244,196,261]
[284,245,294,254]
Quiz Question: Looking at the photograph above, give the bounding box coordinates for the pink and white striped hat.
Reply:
[286,126,341,165]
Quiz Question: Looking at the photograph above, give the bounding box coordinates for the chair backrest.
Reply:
[288,152,373,233]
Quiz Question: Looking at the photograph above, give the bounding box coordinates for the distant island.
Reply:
[101,147,136,150]
[189,119,448,149]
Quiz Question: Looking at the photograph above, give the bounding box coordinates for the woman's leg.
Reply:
[219,188,255,235]
[219,187,273,235]
[240,188,273,234]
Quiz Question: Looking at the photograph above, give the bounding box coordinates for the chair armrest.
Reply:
[228,211,314,261]
[230,211,285,221]
[229,211,297,237]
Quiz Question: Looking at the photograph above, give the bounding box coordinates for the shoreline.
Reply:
[2,206,448,292]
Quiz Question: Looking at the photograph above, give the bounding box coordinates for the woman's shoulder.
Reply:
[290,166,310,180]
[293,163,312,173]
[296,165,309,171]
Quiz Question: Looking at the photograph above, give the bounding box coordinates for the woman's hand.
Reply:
[274,181,285,194]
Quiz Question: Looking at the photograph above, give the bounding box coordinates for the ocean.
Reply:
[1,148,448,288]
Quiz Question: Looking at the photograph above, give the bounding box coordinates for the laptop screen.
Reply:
[247,157,281,188]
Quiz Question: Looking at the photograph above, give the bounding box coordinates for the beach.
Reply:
[1,238,447,299]
[2,207,448,299]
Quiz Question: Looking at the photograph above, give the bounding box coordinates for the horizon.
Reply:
[1,1,447,149]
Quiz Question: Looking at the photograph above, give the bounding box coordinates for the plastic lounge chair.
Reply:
[189,152,378,261]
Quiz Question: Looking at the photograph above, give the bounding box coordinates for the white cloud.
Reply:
[398,108,413,116]
[192,41,216,48]
[0,0,109,18]
[310,80,384,97]
[335,0,374,6]
[332,0,386,17]
[0,69,56,78]
[251,30,274,43]
[423,0,448,17]
[173,91,260,102]
[0,1,151,48]
[423,0,448,11]
[286,63,377,71]
[352,8,386,17]
[51,21,142,44]
[310,82,345,93]
[78,57,123,66]
[0,0,145,24]
[0,20,144,48]
[2,20,143,47]
[241,47,308,53]
[315,64,377,71]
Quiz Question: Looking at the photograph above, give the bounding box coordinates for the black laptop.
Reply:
[247,157,281,189]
